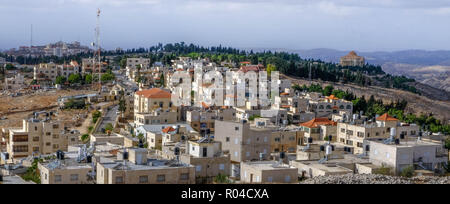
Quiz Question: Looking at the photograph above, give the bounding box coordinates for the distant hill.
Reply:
[283,48,450,93]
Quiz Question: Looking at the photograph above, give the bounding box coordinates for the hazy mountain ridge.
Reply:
[285,48,450,94]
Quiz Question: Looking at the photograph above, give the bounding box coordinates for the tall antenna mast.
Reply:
[95,8,101,91]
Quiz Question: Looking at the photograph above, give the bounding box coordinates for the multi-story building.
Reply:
[96,148,195,184]
[340,51,365,67]
[367,139,448,174]
[38,152,94,184]
[33,62,81,85]
[4,73,25,90]
[135,123,198,150]
[127,57,151,70]
[214,120,271,164]
[299,118,337,142]
[81,58,108,74]
[180,139,231,183]
[134,88,179,125]
[336,113,420,154]
[309,95,353,118]
[33,63,58,85]
[59,61,81,79]
[186,108,236,133]
[3,115,79,160]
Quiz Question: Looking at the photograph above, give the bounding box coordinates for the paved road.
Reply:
[97,105,119,133]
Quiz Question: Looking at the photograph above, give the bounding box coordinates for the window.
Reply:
[226,137,230,142]
[196,165,202,172]
[235,138,239,144]
[357,132,364,138]
[33,137,39,142]
[180,173,189,180]
[139,176,148,183]
[285,175,291,182]
[341,128,346,133]
[267,177,273,182]
[32,147,39,152]
[54,175,62,182]
[234,151,238,157]
[70,174,79,181]
[219,164,225,170]
[13,145,28,153]
[157,175,165,182]
[13,135,28,142]
[246,152,250,157]
[115,176,124,184]
[235,127,239,131]
[274,138,281,142]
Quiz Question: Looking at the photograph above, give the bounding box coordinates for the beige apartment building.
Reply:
[3,117,78,160]
[96,148,195,184]
[134,88,179,125]
[299,118,337,142]
[81,58,108,74]
[214,120,271,163]
[240,161,298,184]
[186,108,236,133]
[180,140,231,183]
[136,123,198,150]
[337,113,420,154]
[309,95,353,118]
[38,152,93,184]
[127,57,151,69]
[134,110,178,126]
[34,63,58,85]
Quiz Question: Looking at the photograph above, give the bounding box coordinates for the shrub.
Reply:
[400,166,415,178]
[373,164,393,176]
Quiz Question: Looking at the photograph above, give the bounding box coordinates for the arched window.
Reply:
[339,105,345,109]
[346,105,352,109]
[326,105,332,109]
[319,105,324,109]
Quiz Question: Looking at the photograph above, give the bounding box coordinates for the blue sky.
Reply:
[1,0,450,51]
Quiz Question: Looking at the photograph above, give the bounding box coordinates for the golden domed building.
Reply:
[340,51,365,67]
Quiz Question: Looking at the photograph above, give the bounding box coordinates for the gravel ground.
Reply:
[300,174,450,184]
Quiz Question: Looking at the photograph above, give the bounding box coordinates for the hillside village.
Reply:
[0,48,449,184]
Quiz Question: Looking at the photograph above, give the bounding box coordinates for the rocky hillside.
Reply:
[300,174,450,184]
[283,74,450,121]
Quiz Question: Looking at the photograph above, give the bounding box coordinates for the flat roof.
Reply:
[243,161,297,170]
[100,159,192,171]
[369,139,442,148]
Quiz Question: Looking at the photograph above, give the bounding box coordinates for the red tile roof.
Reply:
[135,88,171,99]
[326,95,339,100]
[300,118,336,128]
[162,126,176,133]
[376,113,399,121]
